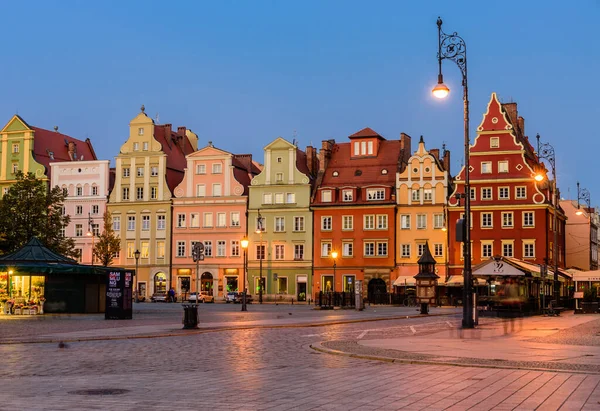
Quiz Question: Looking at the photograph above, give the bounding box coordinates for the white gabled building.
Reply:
[50,160,112,264]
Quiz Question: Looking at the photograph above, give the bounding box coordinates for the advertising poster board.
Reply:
[105,269,133,320]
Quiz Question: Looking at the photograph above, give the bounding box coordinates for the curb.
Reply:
[0,312,453,345]
[309,341,600,375]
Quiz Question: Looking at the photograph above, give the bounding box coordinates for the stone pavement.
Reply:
[1,307,600,409]
[0,305,458,343]
[316,312,600,374]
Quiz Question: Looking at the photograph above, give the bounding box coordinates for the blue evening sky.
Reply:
[1,1,598,202]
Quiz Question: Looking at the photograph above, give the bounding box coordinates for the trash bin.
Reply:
[182,303,199,329]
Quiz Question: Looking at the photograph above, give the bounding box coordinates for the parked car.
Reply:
[224,292,238,303]
[188,291,215,303]
[151,292,168,302]
[234,293,253,304]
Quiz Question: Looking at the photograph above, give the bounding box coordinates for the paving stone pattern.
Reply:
[1,307,599,409]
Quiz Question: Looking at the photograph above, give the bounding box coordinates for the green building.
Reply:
[0,115,96,197]
[247,137,317,302]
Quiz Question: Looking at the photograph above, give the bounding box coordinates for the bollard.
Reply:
[182,303,199,329]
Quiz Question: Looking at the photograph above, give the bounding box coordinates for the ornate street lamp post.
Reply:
[433,17,474,328]
[240,237,249,312]
[536,134,560,305]
[576,181,591,216]
[134,249,140,303]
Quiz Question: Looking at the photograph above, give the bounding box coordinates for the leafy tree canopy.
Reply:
[93,211,121,266]
[0,171,75,257]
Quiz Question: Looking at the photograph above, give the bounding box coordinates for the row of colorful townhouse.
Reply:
[1,94,597,303]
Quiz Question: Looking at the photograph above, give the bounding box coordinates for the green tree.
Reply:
[0,172,75,257]
[93,211,121,266]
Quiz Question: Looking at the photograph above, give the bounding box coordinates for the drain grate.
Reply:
[69,388,130,396]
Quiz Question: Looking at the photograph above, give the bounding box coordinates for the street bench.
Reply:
[545,301,564,316]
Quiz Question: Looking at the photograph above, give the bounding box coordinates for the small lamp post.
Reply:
[256,210,264,303]
[414,242,439,315]
[87,212,95,266]
[134,249,140,303]
[240,237,249,312]
[331,250,338,288]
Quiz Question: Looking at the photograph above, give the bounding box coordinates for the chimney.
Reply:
[400,133,412,164]
[319,139,334,172]
[502,103,518,128]
[177,126,186,137]
[443,149,451,174]
[306,146,318,177]
[430,148,440,161]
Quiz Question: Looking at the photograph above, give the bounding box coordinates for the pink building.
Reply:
[171,142,260,299]
[50,160,112,264]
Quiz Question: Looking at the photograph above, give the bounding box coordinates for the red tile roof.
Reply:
[348,127,382,139]
[30,123,97,180]
[316,129,401,204]
[153,124,196,193]
[232,154,261,195]
[320,140,400,187]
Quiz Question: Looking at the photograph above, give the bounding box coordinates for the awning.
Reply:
[393,276,416,286]
[444,275,464,287]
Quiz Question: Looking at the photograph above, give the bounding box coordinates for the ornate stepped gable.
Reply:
[448,92,548,207]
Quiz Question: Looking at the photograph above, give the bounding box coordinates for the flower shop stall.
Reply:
[0,237,121,314]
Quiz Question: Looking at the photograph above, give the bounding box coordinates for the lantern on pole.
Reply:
[413,242,439,314]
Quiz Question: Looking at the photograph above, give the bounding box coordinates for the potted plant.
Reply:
[581,286,599,314]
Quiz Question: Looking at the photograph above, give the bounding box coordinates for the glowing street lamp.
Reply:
[240,237,249,312]
[331,250,338,290]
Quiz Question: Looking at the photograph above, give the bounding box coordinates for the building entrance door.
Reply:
[368,278,387,304]
[297,282,306,301]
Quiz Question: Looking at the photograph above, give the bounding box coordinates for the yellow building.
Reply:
[395,136,451,288]
[108,106,197,299]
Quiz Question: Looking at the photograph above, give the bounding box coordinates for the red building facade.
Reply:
[447,93,566,276]
[312,128,403,300]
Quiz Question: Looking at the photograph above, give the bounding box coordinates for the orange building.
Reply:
[312,128,405,301]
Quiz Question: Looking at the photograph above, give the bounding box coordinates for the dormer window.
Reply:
[332,171,339,177]
[366,188,385,201]
[342,190,353,202]
[381,169,388,175]
[321,190,332,203]
[367,141,373,155]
